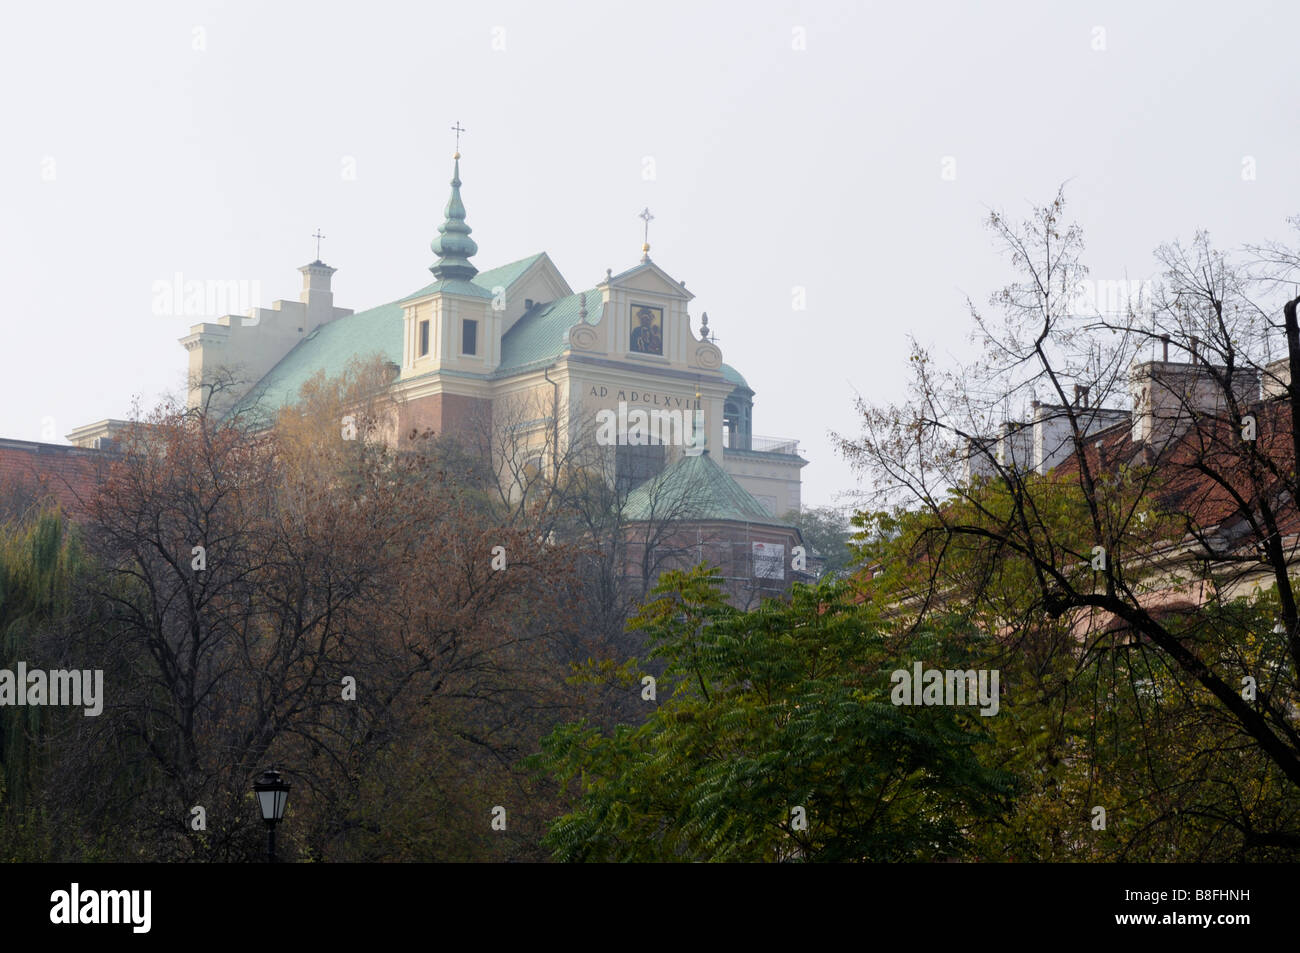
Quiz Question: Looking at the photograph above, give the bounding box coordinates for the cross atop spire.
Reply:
[638,207,654,262]
[451,121,465,158]
[311,228,326,262]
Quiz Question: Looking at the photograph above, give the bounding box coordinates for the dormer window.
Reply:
[463,319,478,356]
[419,320,430,357]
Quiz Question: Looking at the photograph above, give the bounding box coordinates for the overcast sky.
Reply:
[3,0,1298,509]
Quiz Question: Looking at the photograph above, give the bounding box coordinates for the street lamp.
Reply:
[252,768,290,863]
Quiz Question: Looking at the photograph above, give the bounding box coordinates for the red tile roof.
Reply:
[855,396,1300,618]
[1053,397,1299,538]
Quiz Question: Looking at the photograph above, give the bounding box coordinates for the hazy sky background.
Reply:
[2,0,1298,509]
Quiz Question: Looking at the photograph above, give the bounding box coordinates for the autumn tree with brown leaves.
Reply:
[17,357,589,860]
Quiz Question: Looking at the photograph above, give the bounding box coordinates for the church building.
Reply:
[74,149,811,601]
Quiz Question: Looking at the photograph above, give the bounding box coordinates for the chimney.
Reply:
[1190,335,1200,363]
[299,260,339,333]
[1160,335,1170,362]
[1073,384,1090,408]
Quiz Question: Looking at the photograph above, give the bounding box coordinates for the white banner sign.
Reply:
[752,542,784,580]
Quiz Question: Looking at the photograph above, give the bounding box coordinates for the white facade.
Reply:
[179,261,352,418]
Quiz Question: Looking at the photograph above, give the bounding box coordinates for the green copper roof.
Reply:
[721,363,750,390]
[429,155,478,281]
[498,289,599,373]
[227,253,543,423]
[227,297,405,426]
[403,252,544,303]
[403,278,493,301]
[474,253,546,293]
[621,451,791,526]
[226,254,753,430]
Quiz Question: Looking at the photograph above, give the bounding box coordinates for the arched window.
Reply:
[723,396,752,450]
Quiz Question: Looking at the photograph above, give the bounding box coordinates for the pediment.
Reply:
[605,260,693,301]
[509,252,573,301]
[500,253,574,333]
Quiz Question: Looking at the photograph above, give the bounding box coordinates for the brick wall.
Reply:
[398,393,492,444]
[0,439,107,519]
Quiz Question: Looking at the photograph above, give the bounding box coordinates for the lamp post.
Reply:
[252,768,290,863]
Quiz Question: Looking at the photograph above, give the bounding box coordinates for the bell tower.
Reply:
[401,145,500,376]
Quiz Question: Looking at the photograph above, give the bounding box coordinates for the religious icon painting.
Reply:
[630,304,663,355]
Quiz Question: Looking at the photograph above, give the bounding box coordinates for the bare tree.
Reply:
[54,380,581,860]
[837,187,1300,853]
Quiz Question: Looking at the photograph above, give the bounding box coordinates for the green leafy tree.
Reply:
[781,504,855,577]
[535,565,1015,861]
[0,507,118,860]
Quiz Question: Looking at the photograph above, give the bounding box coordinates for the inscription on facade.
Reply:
[589,384,700,409]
